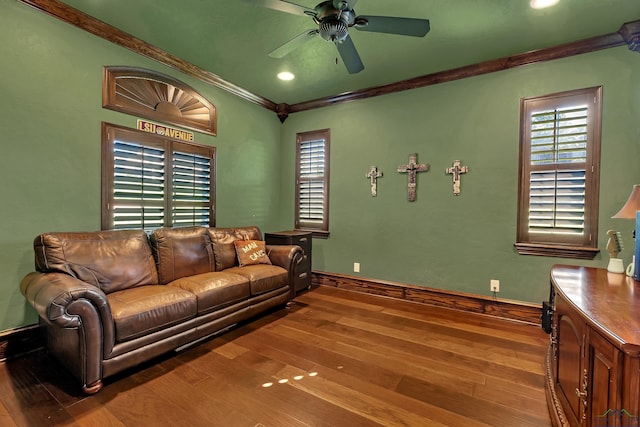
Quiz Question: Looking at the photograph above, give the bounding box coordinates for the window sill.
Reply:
[514,243,599,260]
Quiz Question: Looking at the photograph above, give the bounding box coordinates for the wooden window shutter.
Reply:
[171,147,214,227]
[527,106,588,236]
[516,87,601,259]
[295,129,330,236]
[102,123,216,231]
[103,66,217,136]
[111,140,166,230]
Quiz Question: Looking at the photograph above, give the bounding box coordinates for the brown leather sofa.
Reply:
[20,226,303,394]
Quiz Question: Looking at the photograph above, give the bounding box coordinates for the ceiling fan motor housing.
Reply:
[315,1,355,43]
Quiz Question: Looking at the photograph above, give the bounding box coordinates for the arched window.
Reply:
[102,66,217,136]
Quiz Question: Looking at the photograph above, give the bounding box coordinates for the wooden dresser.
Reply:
[546,265,640,427]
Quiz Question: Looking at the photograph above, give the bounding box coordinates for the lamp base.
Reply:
[608,258,625,274]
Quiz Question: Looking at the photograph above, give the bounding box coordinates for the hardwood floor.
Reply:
[0,286,552,427]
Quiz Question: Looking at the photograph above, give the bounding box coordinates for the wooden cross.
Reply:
[397,153,429,202]
[366,166,383,197]
[445,160,469,196]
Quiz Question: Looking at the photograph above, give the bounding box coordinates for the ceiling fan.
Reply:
[245,0,431,74]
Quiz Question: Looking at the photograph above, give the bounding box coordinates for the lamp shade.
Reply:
[613,185,640,219]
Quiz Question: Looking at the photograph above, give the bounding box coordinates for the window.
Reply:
[103,66,217,136]
[295,129,330,237]
[515,87,602,259]
[102,123,215,230]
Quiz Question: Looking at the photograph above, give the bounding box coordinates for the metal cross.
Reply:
[445,160,469,196]
[397,153,430,202]
[366,166,383,197]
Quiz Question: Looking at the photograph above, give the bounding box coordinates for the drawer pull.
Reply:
[299,273,308,279]
[299,237,308,242]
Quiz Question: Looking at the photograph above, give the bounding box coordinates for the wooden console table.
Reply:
[546,265,640,427]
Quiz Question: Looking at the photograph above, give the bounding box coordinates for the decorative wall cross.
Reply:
[397,153,430,202]
[445,160,469,196]
[366,166,383,197]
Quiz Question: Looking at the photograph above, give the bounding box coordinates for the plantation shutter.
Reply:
[172,150,212,227]
[102,124,216,231]
[295,129,330,234]
[299,139,326,225]
[527,106,588,236]
[112,140,166,230]
[516,87,601,259]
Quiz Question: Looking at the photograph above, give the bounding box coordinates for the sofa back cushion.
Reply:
[150,226,214,284]
[208,227,262,271]
[34,230,158,293]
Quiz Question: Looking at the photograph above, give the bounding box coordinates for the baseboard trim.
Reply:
[311,271,542,325]
[0,324,44,362]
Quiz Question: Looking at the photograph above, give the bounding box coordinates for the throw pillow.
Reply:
[233,240,272,267]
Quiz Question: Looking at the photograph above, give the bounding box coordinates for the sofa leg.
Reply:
[83,380,103,395]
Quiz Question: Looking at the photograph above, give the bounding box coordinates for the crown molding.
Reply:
[286,24,634,115]
[619,20,640,52]
[17,0,639,122]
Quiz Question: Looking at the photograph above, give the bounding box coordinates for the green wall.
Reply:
[2,0,640,332]
[279,47,640,304]
[0,0,283,331]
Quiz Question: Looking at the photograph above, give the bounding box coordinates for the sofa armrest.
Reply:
[20,272,115,353]
[266,245,303,270]
[267,244,304,290]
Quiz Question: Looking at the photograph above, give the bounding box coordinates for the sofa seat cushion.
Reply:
[225,265,288,296]
[168,272,250,314]
[108,286,197,342]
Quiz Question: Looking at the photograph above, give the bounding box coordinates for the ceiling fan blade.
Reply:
[269,29,319,58]
[243,0,315,17]
[354,16,430,37]
[336,35,364,74]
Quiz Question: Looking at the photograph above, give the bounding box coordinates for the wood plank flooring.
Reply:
[0,286,552,426]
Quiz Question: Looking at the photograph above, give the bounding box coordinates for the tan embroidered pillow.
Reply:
[233,240,272,266]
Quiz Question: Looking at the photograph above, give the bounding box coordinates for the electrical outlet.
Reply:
[490,279,500,293]
[354,262,360,273]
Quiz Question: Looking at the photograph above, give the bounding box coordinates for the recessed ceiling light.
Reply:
[277,71,295,81]
[530,0,560,9]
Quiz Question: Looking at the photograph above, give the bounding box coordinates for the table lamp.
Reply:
[612,184,640,280]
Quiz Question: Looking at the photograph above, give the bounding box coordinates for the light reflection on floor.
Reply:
[261,371,319,388]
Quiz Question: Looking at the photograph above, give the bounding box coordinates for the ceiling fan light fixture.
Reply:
[319,17,349,42]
